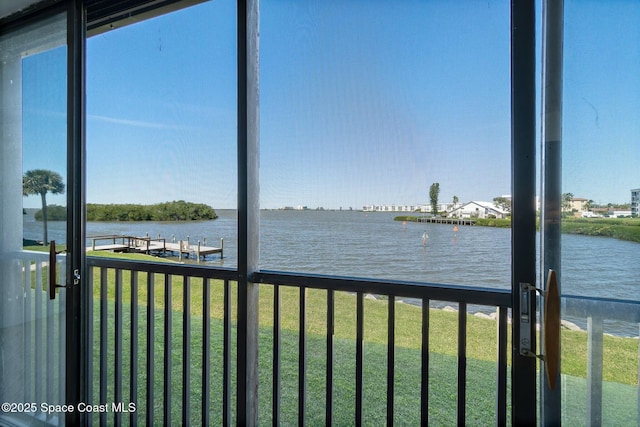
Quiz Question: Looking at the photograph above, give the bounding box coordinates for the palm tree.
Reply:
[23,169,65,245]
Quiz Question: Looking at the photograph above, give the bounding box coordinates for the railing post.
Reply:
[496,307,508,426]
[587,316,603,426]
[457,303,467,426]
[421,299,430,425]
[237,0,260,424]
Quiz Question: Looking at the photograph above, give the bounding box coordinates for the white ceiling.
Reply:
[0,0,46,20]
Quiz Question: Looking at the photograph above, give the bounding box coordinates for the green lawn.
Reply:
[85,258,638,425]
[24,247,638,424]
[562,217,640,243]
[90,296,509,425]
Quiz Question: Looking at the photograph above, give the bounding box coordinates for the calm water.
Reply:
[24,209,639,300]
[24,209,639,333]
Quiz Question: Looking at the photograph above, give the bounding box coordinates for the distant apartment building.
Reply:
[632,188,640,216]
[362,205,419,212]
[438,202,463,212]
[362,203,463,213]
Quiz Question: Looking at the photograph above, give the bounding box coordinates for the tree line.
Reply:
[32,201,218,222]
[86,201,218,221]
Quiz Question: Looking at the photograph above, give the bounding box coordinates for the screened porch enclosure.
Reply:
[1,0,639,426]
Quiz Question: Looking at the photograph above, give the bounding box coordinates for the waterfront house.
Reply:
[447,201,508,219]
[1,1,638,426]
[569,197,589,212]
[632,188,640,216]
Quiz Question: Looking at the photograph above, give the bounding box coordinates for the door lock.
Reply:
[519,282,538,358]
[518,271,561,390]
[49,240,77,300]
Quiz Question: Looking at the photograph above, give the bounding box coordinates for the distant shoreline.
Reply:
[395,215,640,243]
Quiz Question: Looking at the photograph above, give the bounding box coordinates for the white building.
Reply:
[362,205,419,212]
[632,188,640,216]
[610,210,632,218]
[447,201,508,219]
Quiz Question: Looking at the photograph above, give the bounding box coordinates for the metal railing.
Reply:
[86,257,238,426]
[85,257,512,425]
[9,254,639,425]
[253,271,512,426]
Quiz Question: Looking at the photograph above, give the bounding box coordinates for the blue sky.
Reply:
[22,0,640,209]
[562,0,640,206]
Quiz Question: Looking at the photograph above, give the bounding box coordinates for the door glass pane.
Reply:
[261,1,512,286]
[561,1,640,424]
[260,1,514,424]
[0,12,68,426]
[86,0,237,267]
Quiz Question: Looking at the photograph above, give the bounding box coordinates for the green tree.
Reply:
[34,204,66,221]
[453,195,459,205]
[562,192,574,212]
[429,182,440,215]
[585,199,595,211]
[493,196,512,213]
[23,169,65,244]
[85,201,217,222]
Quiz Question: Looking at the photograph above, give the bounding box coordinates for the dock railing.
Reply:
[87,235,223,260]
[88,235,167,254]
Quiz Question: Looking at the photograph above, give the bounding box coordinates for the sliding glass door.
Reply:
[0,6,82,425]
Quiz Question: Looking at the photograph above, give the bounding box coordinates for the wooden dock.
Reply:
[163,240,223,260]
[415,217,476,225]
[87,235,223,260]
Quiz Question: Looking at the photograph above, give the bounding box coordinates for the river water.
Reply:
[24,209,639,333]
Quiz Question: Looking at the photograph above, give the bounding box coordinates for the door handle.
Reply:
[49,241,74,300]
[543,270,560,390]
[518,270,561,390]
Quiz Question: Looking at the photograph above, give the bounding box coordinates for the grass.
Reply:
[91,293,508,425]
[83,253,638,425]
[89,268,637,385]
[23,247,639,423]
[562,217,640,243]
